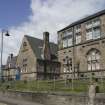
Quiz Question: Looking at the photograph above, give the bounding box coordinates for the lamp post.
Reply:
[0,30,10,82]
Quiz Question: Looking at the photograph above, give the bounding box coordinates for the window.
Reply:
[86,21,92,29]
[62,28,73,38]
[66,29,73,36]
[87,49,100,71]
[9,63,12,68]
[65,28,73,36]
[88,63,91,71]
[63,39,68,48]
[23,64,27,73]
[63,57,72,73]
[63,67,66,73]
[61,28,73,48]
[93,27,100,39]
[76,33,81,44]
[86,18,101,40]
[68,38,72,46]
[86,29,92,40]
[75,25,81,33]
[22,58,28,73]
[86,27,101,40]
[93,18,100,27]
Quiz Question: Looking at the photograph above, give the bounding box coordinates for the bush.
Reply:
[95,86,99,93]
[24,80,27,84]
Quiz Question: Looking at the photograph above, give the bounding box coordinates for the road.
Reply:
[0,95,43,105]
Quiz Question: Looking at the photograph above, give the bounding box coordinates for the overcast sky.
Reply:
[0,0,105,64]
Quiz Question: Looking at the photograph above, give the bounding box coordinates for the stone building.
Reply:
[58,9,105,79]
[16,32,60,80]
[3,54,17,81]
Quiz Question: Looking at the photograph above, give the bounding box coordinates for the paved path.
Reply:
[0,95,43,105]
[0,103,7,105]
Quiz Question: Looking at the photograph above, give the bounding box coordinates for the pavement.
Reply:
[0,95,43,105]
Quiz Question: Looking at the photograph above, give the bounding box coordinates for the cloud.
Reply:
[1,0,105,64]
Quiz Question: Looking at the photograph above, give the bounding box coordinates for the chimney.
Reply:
[10,53,13,60]
[43,32,51,60]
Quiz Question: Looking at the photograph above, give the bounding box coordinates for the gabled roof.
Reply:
[58,9,105,32]
[6,56,17,69]
[25,35,58,60]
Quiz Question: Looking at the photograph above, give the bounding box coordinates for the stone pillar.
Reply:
[88,83,96,105]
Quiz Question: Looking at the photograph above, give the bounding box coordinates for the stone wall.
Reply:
[0,91,105,105]
[16,36,37,80]
[58,14,105,79]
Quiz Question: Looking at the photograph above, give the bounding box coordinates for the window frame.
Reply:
[85,17,101,41]
[87,49,100,71]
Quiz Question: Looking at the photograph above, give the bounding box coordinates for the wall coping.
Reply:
[1,90,105,99]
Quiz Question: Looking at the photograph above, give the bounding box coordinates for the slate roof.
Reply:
[58,9,105,32]
[25,35,58,60]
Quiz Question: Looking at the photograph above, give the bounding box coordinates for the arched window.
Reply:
[87,49,100,71]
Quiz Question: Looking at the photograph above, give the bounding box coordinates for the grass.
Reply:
[0,79,105,93]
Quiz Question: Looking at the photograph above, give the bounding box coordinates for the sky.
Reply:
[0,0,105,64]
[0,0,31,28]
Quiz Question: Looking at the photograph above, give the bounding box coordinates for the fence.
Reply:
[0,77,105,93]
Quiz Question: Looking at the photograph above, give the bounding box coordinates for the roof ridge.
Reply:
[25,35,57,45]
[58,9,105,32]
[24,35,43,41]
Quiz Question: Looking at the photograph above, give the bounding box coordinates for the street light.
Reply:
[1,29,10,82]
